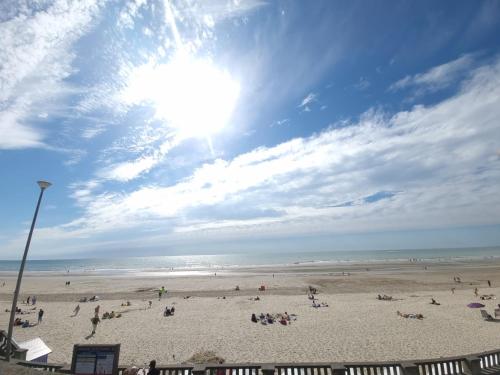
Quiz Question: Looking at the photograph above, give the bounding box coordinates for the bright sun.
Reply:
[122,51,240,138]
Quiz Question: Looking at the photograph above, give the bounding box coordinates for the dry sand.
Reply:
[0,260,499,366]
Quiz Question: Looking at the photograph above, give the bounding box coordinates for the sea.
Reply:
[0,247,499,275]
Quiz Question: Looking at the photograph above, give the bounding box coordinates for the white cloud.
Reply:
[19,57,500,257]
[298,92,317,108]
[0,101,45,149]
[270,118,289,127]
[389,54,474,94]
[0,0,102,150]
[354,76,370,91]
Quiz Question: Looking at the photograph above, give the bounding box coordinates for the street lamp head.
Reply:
[37,180,52,190]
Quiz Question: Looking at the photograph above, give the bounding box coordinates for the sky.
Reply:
[1,0,500,259]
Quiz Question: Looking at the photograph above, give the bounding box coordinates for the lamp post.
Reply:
[6,180,51,361]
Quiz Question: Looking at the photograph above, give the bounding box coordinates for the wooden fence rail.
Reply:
[5,350,500,375]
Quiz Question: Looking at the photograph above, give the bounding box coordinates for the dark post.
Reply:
[6,181,51,361]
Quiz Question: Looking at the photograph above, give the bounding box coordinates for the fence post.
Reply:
[401,362,419,375]
[332,364,347,375]
[193,364,207,375]
[262,364,276,375]
[465,356,482,375]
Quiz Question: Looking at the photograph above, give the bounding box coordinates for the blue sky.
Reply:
[1,0,500,259]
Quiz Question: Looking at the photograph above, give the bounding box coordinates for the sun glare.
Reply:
[122,51,240,138]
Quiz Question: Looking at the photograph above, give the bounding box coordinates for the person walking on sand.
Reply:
[73,305,80,316]
[95,305,100,317]
[488,280,492,287]
[474,287,479,297]
[26,296,31,305]
[38,308,44,324]
[91,316,100,334]
[32,296,37,305]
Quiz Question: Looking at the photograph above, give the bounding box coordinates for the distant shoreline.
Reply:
[0,246,499,276]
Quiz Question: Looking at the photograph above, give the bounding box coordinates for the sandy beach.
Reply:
[1,259,500,366]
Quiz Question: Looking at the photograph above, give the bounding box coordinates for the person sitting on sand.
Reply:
[164,307,171,317]
[148,301,152,308]
[235,285,240,291]
[397,310,424,319]
[251,313,258,323]
[14,318,22,326]
[480,294,495,300]
[170,306,175,315]
[284,312,290,321]
[279,317,287,325]
[259,313,265,320]
[109,311,115,318]
[431,298,441,305]
[79,297,88,303]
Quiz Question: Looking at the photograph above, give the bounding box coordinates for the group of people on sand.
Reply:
[79,295,99,303]
[377,294,393,301]
[308,288,328,308]
[25,295,37,305]
[123,360,160,375]
[163,306,175,316]
[251,312,297,325]
[13,307,44,327]
[102,311,122,319]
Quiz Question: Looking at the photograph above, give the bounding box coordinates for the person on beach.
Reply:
[159,286,165,300]
[91,316,100,334]
[38,309,44,324]
[451,288,455,294]
[26,296,31,305]
[488,280,492,287]
[251,313,258,323]
[148,301,152,308]
[474,288,479,297]
[148,360,160,375]
[32,296,37,305]
[95,305,100,317]
[430,298,440,305]
[73,305,80,316]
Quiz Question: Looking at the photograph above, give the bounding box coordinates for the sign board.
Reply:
[71,344,120,375]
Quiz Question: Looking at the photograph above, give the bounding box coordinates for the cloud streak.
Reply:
[0,0,102,150]
[13,57,500,257]
[389,54,475,94]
